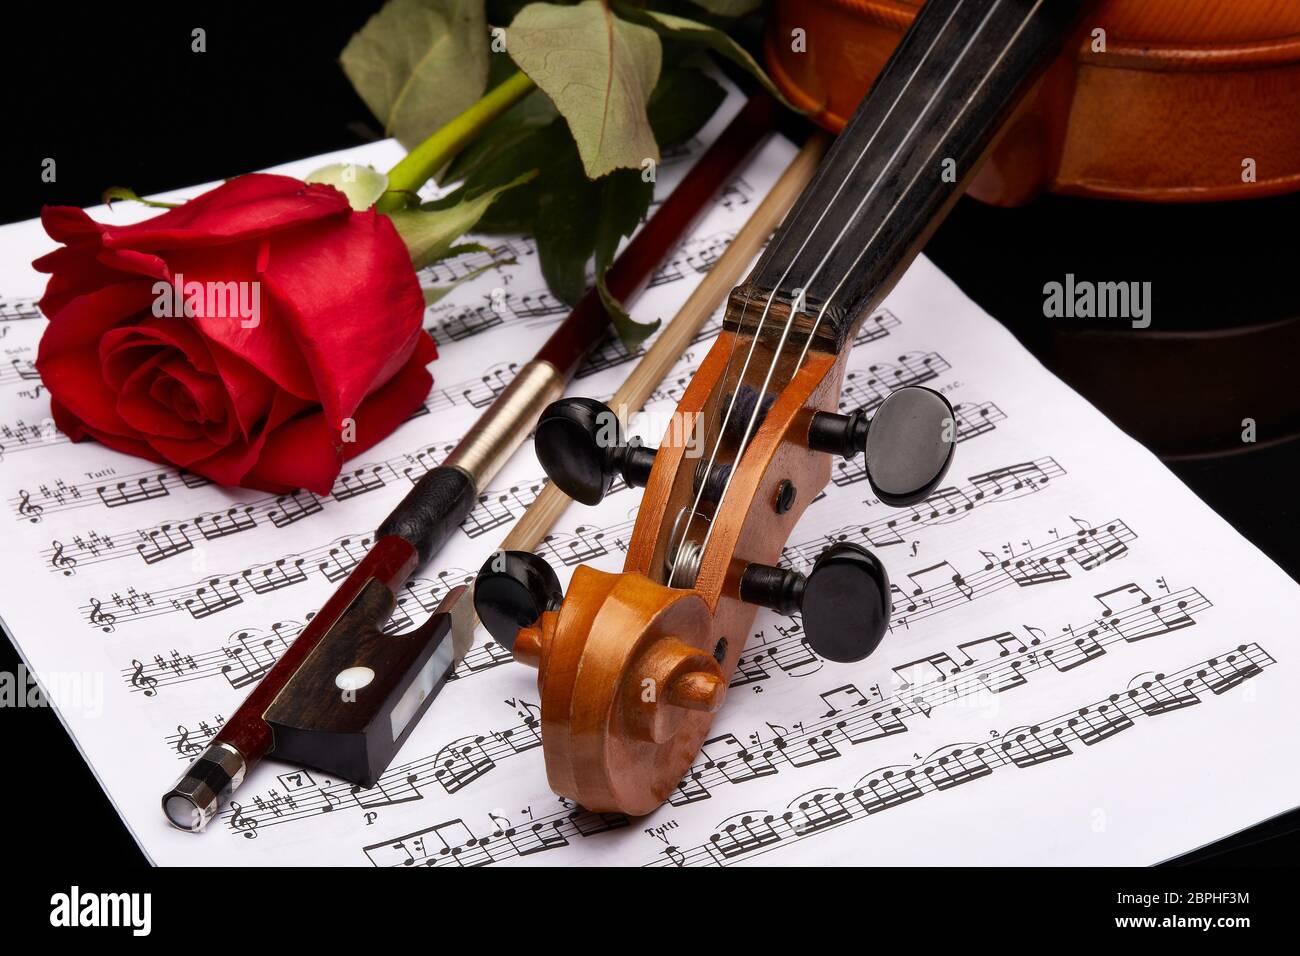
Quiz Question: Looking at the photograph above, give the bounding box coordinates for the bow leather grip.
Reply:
[377,465,478,564]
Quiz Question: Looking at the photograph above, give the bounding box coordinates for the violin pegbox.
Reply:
[474,300,955,816]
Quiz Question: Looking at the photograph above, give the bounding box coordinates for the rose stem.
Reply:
[375,70,536,214]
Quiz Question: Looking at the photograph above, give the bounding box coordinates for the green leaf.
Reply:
[617,6,801,112]
[508,0,662,179]
[593,168,659,347]
[686,0,762,17]
[341,0,490,149]
[597,274,658,348]
[646,65,726,148]
[388,171,536,270]
[101,186,179,210]
[520,142,654,313]
[533,149,601,304]
[304,163,390,210]
[593,168,652,275]
[459,116,573,233]
[443,88,558,186]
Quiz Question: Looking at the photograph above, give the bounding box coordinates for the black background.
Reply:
[1,1,1296,873]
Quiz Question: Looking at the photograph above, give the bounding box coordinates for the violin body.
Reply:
[767,0,1300,204]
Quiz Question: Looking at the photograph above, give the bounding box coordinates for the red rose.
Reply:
[33,173,435,495]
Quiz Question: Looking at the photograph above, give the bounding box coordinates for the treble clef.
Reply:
[174,724,201,756]
[89,598,117,633]
[229,801,259,839]
[129,659,158,697]
[17,489,43,524]
[50,540,77,577]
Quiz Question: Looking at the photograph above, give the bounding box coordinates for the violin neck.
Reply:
[729,0,1092,351]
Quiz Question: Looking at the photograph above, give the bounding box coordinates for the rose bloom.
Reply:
[34,173,435,495]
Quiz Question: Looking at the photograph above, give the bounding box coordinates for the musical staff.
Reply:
[360,804,630,866]
[261,576,1203,807]
[837,351,949,416]
[15,433,464,525]
[418,237,535,287]
[0,415,63,462]
[427,286,569,344]
[733,516,1136,684]
[122,591,515,697]
[797,457,1063,560]
[0,352,40,388]
[165,714,226,759]
[216,699,545,833]
[79,531,475,630]
[650,642,1273,866]
[0,297,41,322]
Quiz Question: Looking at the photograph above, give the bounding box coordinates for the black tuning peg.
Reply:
[739,543,892,663]
[534,397,658,506]
[473,550,563,651]
[808,386,956,507]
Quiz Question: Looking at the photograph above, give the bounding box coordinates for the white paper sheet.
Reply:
[1,79,1297,867]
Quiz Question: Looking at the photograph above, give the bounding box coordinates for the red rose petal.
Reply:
[256,209,427,433]
[43,175,351,253]
[161,242,317,405]
[34,174,438,496]
[36,281,158,439]
[115,353,203,441]
[51,397,169,466]
[243,337,435,495]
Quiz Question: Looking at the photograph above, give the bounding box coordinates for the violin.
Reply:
[473,0,1105,815]
[766,0,1300,205]
[762,0,1300,460]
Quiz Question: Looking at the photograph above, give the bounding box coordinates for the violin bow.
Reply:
[162,94,785,832]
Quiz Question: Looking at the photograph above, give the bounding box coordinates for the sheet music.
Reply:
[2,78,1298,867]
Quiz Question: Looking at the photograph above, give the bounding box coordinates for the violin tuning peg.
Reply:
[801,543,892,663]
[535,397,657,505]
[473,550,563,651]
[740,542,892,664]
[808,386,956,507]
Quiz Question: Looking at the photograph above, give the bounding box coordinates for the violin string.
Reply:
[682,0,1018,582]
[666,0,971,586]
[789,0,1047,379]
